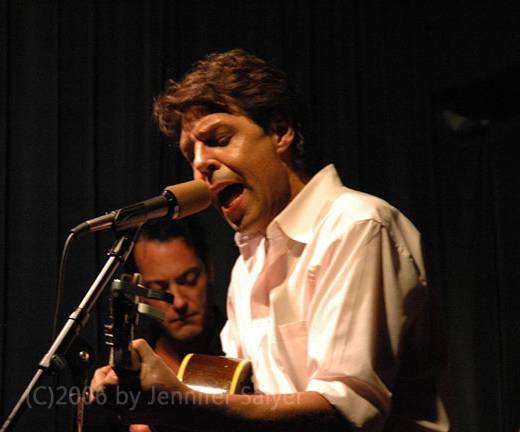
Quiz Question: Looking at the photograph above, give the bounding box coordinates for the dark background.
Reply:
[1,1,519,431]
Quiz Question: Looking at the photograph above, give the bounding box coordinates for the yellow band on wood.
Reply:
[177,353,194,381]
[229,359,250,395]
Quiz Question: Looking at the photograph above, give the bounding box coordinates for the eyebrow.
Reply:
[196,119,236,139]
[180,120,235,154]
[180,118,219,148]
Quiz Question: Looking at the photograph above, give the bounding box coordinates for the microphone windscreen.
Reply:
[164,180,211,218]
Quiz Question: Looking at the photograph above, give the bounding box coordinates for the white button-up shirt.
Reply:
[221,165,449,431]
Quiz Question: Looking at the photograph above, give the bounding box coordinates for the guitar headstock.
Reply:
[104,273,173,375]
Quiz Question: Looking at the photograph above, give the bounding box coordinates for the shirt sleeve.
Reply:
[305,218,428,430]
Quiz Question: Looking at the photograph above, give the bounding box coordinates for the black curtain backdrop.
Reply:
[1,1,519,431]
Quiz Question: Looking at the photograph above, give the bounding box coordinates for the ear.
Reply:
[274,126,295,156]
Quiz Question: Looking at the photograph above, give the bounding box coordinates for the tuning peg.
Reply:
[137,303,165,322]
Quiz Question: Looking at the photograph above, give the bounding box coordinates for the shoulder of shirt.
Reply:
[323,186,402,229]
[317,186,422,250]
[317,185,426,282]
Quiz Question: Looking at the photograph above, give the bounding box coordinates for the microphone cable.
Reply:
[51,232,76,339]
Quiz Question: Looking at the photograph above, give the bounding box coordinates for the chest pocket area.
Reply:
[271,320,309,390]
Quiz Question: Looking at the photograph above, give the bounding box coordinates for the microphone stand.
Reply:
[0,230,139,432]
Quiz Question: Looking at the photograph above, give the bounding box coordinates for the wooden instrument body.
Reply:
[178,353,254,395]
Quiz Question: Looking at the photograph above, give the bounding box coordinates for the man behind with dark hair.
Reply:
[130,218,223,370]
[129,219,224,432]
[87,218,223,432]
[91,49,449,432]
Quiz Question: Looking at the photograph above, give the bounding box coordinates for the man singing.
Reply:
[91,49,449,432]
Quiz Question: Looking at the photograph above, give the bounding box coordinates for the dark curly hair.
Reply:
[153,48,321,177]
[137,218,209,269]
[124,218,211,282]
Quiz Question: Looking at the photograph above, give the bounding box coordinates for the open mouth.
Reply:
[217,183,244,209]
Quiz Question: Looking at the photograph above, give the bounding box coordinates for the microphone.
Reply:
[71,180,210,236]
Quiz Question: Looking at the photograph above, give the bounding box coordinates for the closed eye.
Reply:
[197,125,233,147]
[205,138,229,147]
[175,267,203,286]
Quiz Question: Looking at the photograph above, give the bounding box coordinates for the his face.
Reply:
[133,237,208,342]
[179,111,294,235]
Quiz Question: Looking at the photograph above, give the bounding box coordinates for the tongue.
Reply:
[219,184,244,209]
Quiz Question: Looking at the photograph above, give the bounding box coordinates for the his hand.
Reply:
[132,338,181,392]
[89,339,183,401]
[89,365,119,402]
[88,339,190,425]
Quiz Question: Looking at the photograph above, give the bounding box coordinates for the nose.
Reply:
[192,141,219,181]
[169,283,188,314]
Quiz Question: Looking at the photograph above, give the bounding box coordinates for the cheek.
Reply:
[188,284,207,310]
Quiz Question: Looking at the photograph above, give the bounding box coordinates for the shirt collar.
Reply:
[271,164,345,244]
[235,164,345,249]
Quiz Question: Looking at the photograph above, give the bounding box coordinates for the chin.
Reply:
[168,325,203,343]
[230,212,258,232]
[223,214,241,231]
